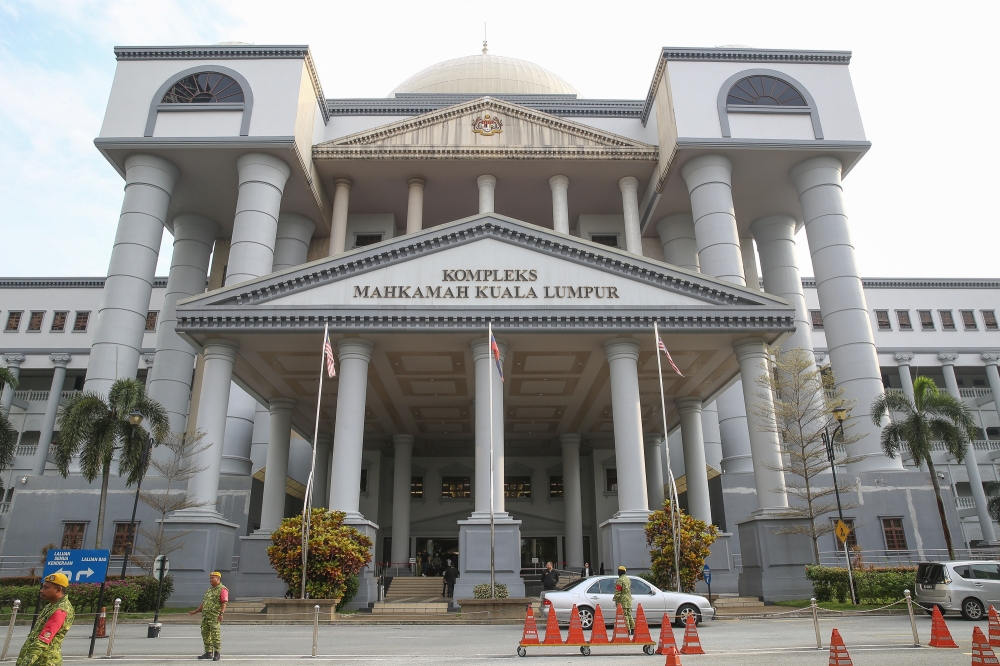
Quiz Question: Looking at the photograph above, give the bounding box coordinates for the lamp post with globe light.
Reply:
[821,407,856,604]
[120,411,153,579]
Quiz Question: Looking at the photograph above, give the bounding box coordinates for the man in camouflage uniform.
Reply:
[17,573,74,666]
[612,565,634,634]
[188,571,228,661]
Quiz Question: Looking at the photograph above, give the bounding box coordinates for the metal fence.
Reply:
[818,547,1000,567]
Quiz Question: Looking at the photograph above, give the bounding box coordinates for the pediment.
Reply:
[313,97,658,161]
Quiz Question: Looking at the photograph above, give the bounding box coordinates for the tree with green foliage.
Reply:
[871,376,978,559]
[54,378,168,549]
[0,367,18,490]
[645,499,718,593]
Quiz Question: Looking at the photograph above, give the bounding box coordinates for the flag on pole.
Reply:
[656,334,684,377]
[490,332,503,382]
[324,331,336,378]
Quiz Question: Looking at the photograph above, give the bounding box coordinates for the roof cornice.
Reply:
[327,95,645,118]
[0,277,168,288]
[801,278,1000,289]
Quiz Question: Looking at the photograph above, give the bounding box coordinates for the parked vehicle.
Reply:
[915,560,1000,620]
[540,575,714,629]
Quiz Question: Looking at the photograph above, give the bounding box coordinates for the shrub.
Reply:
[0,576,171,613]
[336,574,359,612]
[645,500,719,593]
[805,566,915,604]
[473,583,508,599]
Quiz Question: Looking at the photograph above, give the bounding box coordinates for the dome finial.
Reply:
[482,22,488,54]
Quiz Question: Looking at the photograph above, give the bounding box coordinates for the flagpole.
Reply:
[301,322,329,600]
[488,322,496,600]
[654,322,682,593]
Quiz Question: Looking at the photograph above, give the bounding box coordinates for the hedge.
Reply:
[473,583,509,599]
[0,576,172,613]
[805,566,915,604]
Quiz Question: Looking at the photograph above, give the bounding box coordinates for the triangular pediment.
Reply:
[313,97,658,161]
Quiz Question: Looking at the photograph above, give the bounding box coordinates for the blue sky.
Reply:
[1,0,997,278]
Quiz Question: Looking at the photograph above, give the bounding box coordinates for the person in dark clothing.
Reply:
[443,560,459,597]
[419,551,429,576]
[541,561,559,591]
[599,562,605,575]
[581,562,593,578]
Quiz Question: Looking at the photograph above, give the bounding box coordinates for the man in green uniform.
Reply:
[17,572,74,666]
[612,565,634,634]
[188,571,228,661]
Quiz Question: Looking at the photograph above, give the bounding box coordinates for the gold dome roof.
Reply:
[391,54,579,97]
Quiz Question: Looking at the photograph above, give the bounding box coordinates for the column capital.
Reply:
[172,214,220,244]
[268,398,297,416]
[675,397,704,414]
[202,339,239,361]
[476,174,496,188]
[618,176,638,193]
[549,174,569,190]
[2,353,25,368]
[789,156,844,196]
[236,152,291,189]
[680,154,733,190]
[334,175,353,189]
[142,354,155,366]
[938,352,959,365]
[316,434,333,447]
[814,352,828,365]
[393,434,415,448]
[982,352,1000,366]
[603,339,640,363]
[471,337,507,362]
[123,154,181,193]
[732,337,769,362]
[407,175,426,188]
[559,433,581,449]
[893,352,914,365]
[336,338,374,362]
[643,433,664,448]
[749,214,797,242]
[49,353,72,367]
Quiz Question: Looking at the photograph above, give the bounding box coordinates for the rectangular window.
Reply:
[61,523,86,549]
[833,518,858,549]
[875,310,892,331]
[605,468,618,493]
[111,522,136,556]
[27,311,45,331]
[504,476,531,498]
[549,476,564,498]
[983,310,998,331]
[145,311,158,331]
[918,310,935,331]
[5,312,22,332]
[939,310,956,330]
[881,517,908,550]
[810,310,824,330]
[962,310,978,330]
[51,311,68,331]
[360,468,368,493]
[73,311,90,332]
[590,234,620,248]
[353,233,383,248]
[410,476,423,498]
[896,310,913,331]
[441,476,471,499]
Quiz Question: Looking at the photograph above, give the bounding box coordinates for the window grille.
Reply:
[549,476,564,498]
[145,311,158,331]
[27,311,44,331]
[810,310,824,330]
[73,312,90,332]
[726,75,807,106]
[881,517,908,550]
[4,312,22,331]
[504,476,531,498]
[410,476,423,498]
[961,310,978,330]
[112,522,135,556]
[162,72,244,104]
[918,310,935,331]
[605,468,618,492]
[441,476,471,498]
[51,311,68,331]
[590,234,620,248]
[896,310,913,331]
[875,310,892,331]
[983,310,998,331]
[939,310,956,330]
[354,233,384,248]
[61,523,86,549]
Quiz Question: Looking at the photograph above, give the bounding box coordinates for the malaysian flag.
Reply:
[490,332,504,382]
[324,331,336,378]
[656,334,684,377]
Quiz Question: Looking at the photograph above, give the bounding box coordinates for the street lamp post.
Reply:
[121,411,152,580]
[821,407,857,604]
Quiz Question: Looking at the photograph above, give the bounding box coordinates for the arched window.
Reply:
[162,72,245,104]
[726,75,805,107]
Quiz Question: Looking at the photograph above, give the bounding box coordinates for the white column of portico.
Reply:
[257,399,296,533]
[681,155,746,286]
[143,356,154,386]
[271,213,315,271]
[676,398,713,523]
[549,175,570,234]
[644,435,666,511]
[220,386,256,476]
[312,434,332,510]
[328,339,375,519]
[85,155,179,395]
[0,354,25,418]
[655,214,699,271]
[618,177,643,255]
[226,154,291,285]
[939,353,996,542]
[604,340,649,515]
[406,177,425,235]
[741,237,762,291]
[560,434,585,569]
[751,215,813,353]
[31,354,71,476]
[471,338,507,515]
[894,353,916,402]
[701,401,723,471]
[328,177,353,256]
[984,354,1000,414]
[716,383,754,473]
[390,434,414,565]
[477,175,496,214]
[791,157,902,471]
[147,214,219,434]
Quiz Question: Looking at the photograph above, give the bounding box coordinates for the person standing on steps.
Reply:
[541,561,559,591]
[581,562,592,578]
[443,560,459,598]
[613,566,634,635]
[16,573,74,666]
[189,571,228,661]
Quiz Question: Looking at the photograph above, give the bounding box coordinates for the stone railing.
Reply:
[12,390,81,403]
[956,497,976,509]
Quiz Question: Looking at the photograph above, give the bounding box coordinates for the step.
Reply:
[713,598,764,608]
[371,602,450,615]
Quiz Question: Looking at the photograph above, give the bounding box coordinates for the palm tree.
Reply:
[871,376,977,559]
[55,378,168,549]
[0,367,18,489]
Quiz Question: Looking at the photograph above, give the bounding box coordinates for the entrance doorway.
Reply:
[415,537,459,575]
[521,537,558,569]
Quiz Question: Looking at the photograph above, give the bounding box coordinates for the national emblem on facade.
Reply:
[472,113,503,136]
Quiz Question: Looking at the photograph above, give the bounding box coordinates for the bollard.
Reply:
[811,598,822,649]
[106,599,121,657]
[312,605,320,657]
[96,606,107,638]
[1,600,20,660]
[904,590,920,646]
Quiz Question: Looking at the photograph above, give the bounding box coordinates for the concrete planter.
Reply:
[263,598,341,621]
[458,598,532,620]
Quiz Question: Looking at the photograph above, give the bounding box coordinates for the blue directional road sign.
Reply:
[702,564,712,586]
[43,549,110,584]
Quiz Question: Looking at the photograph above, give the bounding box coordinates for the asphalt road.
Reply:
[6,613,988,664]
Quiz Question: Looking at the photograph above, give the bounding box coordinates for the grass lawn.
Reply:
[774,600,905,611]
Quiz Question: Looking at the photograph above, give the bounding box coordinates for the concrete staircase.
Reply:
[711,596,764,609]
[371,576,451,616]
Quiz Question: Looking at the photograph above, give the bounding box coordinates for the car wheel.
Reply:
[675,604,701,628]
[578,606,595,630]
[962,597,986,621]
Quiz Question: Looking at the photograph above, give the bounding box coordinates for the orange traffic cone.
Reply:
[679,613,704,655]
[973,626,1000,666]
[612,604,631,644]
[990,606,1000,648]
[520,604,540,645]
[656,614,677,655]
[543,601,563,645]
[663,645,683,666]
[633,604,653,644]
[566,605,587,645]
[828,629,852,666]
[928,605,959,648]
[589,605,611,644]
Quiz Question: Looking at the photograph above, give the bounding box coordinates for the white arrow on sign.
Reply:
[53,569,71,578]
[75,568,94,581]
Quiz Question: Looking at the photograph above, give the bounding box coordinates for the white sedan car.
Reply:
[540,575,715,629]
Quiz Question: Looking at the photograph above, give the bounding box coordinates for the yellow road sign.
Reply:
[835,520,851,544]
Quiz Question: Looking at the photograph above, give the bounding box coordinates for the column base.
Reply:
[454,514,525,599]
[161,511,239,606]
[735,513,814,602]
[699,533,739,595]
[599,511,652,573]
[343,515,380,610]
[236,533,288,598]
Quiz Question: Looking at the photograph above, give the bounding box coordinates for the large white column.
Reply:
[604,339,648,515]
[751,215,813,353]
[147,214,218,433]
[328,339,374,518]
[471,338,506,515]
[791,156,901,471]
[271,213,315,271]
[249,404,270,473]
[226,154,291,285]
[717,383,753,473]
[741,236,762,291]
[390,434,414,564]
[560,434,584,569]
[406,176,425,235]
[220,385,256,476]
[477,175,496,214]
[676,398,712,523]
[32,354,71,476]
[733,338,788,511]
[681,155,746,286]
[258,398,296,533]
[655,214,699,271]
[313,434,332,510]
[984,354,1000,414]
[184,340,239,514]
[328,176,353,256]
[894,353,916,402]
[549,175,570,234]
[0,354,24,417]
[618,176,643,255]
[644,434,666,510]
[701,401,723,470]
[85,155,179,395]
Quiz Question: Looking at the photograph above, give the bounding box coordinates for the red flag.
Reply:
[490,333,504,382]
[324,332,336,378]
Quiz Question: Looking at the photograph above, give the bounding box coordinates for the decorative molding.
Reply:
[982,353,1000,365]
[141,354,155,366]
[938,353,959,364]
[814,353,827,365]
[2,354,25,366]
[313,145,658,162]
[893,353,914,364]
[0,277,168,288]
[715,69,823,140]
[801,278,1000,289]
[144,64,253,137]
[49,353,72,366]
[327,95,645,118]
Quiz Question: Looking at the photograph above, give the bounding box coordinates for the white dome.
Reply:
[391,54,579,97]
